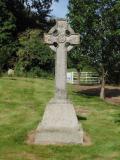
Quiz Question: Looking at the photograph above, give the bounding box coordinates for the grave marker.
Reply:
[34,19,83,144]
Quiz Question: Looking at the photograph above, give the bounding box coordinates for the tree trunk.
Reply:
[77,69,80,85]
[100,67,106,99]
[0,67,2,77]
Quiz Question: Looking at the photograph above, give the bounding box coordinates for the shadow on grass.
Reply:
[114,113,120,124]
[1,77,17,81]
[77,115,87,121]
[73,87,120,98]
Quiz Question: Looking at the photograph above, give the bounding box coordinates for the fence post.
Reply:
[71,72,74,84]
[86,72,87,84]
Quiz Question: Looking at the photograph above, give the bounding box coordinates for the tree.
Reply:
[0,0,58,73]
[16,29,55,76]
[86,0,120,99]
[68,0,120,99]
[4,0,55,32]
[107,57,120,84]
[20,0,59,31]
[69,46,90,85]
[68,0,97,85]
[0,0,17,72]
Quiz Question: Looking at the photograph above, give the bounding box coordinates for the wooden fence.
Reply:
[67,72,100,84]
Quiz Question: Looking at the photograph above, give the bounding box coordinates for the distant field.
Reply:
[0,77,120,160]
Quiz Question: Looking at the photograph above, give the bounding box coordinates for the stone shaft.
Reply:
[55,43,67,99]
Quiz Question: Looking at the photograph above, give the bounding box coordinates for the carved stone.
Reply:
[34,19,83,144]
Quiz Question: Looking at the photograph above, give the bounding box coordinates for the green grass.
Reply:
[0,77,120,160]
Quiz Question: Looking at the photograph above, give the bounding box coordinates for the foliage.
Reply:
[0,43,18,71]
[16,29,55,77]
[68,46,91,84]
[5,0,58,32]
[0,0,18,72]
[108,61,120,84]
[68,0,120,81]
[0,0,16,40]
[68,0,120,97]
[68,0,120,73]
[25,0,58,17]
[0,0,58,74]
[69,46,90,72]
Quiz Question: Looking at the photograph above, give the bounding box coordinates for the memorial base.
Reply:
[34,99,83,144]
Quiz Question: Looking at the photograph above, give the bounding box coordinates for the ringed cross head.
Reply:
[44,19,80,52]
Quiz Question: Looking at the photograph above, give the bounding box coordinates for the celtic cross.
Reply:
[44,19,80,100]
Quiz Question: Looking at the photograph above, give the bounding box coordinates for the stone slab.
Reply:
[34,99,83,144]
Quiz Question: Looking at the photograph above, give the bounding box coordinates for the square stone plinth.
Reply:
[34,99,83,144]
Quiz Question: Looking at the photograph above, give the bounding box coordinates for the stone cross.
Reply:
[44,19,80,100]
[34,19,83,144]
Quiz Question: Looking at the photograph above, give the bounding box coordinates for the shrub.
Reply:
[16,29,55,77]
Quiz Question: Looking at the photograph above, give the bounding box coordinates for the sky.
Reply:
[51,0,69,18]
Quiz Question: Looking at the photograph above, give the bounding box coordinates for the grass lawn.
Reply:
[0,77,120,160]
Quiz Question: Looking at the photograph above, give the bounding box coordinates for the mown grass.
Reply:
[0,77,120,160]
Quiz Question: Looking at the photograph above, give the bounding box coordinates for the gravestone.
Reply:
[8,69,14,77]
[34,19,83,144]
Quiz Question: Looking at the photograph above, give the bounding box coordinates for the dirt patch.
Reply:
[75,107,91,116]
[74,85,120,105]
[83,132,92,146]
[108,152,120,159]
[5,152,39,160]
[26,130,36,144]
[75,107,91,121]
[106,97,120,105]
[16,152,39,160]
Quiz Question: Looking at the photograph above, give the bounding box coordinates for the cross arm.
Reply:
[66,34,80,45]
[44,33,58,45]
